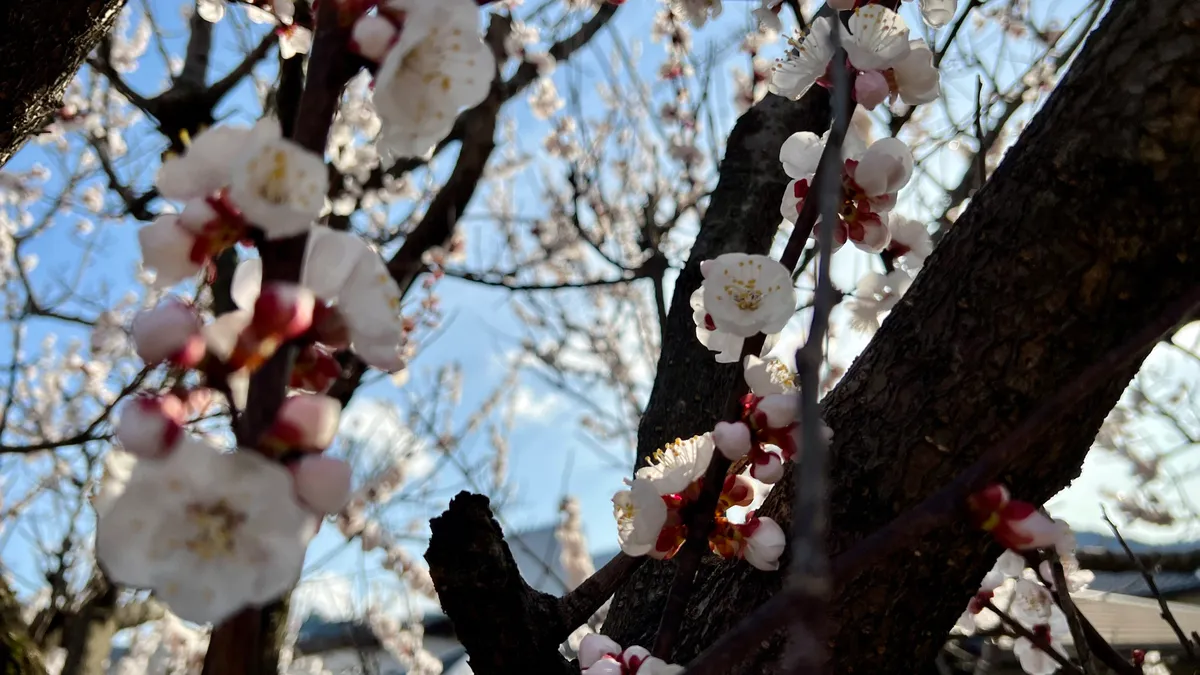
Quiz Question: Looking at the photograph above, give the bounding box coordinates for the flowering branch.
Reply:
[980,600,1083,675]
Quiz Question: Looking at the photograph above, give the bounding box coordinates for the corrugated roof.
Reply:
[1067,590,1200,649]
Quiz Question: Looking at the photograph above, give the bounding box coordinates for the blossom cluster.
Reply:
[579,634,682,675]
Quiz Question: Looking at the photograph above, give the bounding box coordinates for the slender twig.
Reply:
[1048,552,1097,675]
[1102,509,1198,662]
[784,24,850,672]
[981,600,1083,675]
[555,553,646,642]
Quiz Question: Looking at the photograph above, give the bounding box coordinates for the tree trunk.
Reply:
[0,0,125,168]
[606,0,1200,672]
[1,577,47,675]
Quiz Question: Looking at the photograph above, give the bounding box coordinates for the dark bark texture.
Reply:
[0,0,125,168]
[605,1,1200,672]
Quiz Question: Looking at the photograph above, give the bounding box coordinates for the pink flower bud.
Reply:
[749,449,784,484]
[131,298,206,367]
[757,393,799,428]
[115,394,185,458]
[263,394,342,452]
[350,15,398,62]
[713,421,752,460]
[290,344,343,393]
[854,70,891,111]
[741,514,785,571]
[252,282,315,340]
[292,455,353,513]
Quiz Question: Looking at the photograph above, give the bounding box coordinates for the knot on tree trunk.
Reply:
[426,491,575,675]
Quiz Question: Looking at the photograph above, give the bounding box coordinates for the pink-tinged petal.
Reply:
[722,474,757,508]
[713,421,752,460]
[115,394,185,458]
[579,634,623,668]
[292,455,353,513]
[203,309,253,362]
[265,394,342,452]
[854,69,891,110]
[131,299,206,367]
[138,216,203,288]
[639,657,684,675]
[853,137,914,197]
[350,15,397,62]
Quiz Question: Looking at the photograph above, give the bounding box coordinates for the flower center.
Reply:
[184,498,247,561]
[247,149,293,206]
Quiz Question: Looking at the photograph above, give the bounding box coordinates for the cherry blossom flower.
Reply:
[115,394,186,459]
[741,513,786,571]
[780,129,913,254]
[612,479,667,558]
[885,214,933,269]
[373,0,494,160]
[227,120,327,239]
[769,17,836,102]
[669,0,722,28]
[752,0,783,34]
[845,269,913,333]
[743,355,798,396]
[770,7,939,110]
[232,226,409,372]
[968,484,1070,551]
[578,635,683,675]
[157,126,254,200]
[700,253,796,338]
[96,438,317,624]
[131,298,206,367]
[636,434,715,495]
[1014,628,1068,675]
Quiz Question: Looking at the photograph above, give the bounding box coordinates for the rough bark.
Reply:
[604,1,1200,672]
[1,577,47,675]
[0,0,125,168]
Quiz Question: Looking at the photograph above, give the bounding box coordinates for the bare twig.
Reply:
[1102,509,1198,662]
[1048,553,1097,675]
[783,26,850,673]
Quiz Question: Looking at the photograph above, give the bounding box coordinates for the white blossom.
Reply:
[96,438,316,624]
[374,0,494,160]
[636,434,715,495]
[700,254,796,338]
[613,479,668,558]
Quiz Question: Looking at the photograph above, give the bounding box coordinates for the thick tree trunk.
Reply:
[0,0,125,168]
[605,0,1200,672]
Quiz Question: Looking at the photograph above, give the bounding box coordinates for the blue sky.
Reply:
[2,0,1193,623]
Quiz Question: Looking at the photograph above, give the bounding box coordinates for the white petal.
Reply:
[156,126,251,200]
[768,18,835,101]
[302,225,371,300]
[227,121,326,238]
[919,0,958,27]
[845,6,911,72]
[231,258,263,310]
[853,137,914,196]
[779,132,823,179]
[893,40,940,105]
[744,516,786,571]
[579,634,623,668]
[138,216,202,287]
